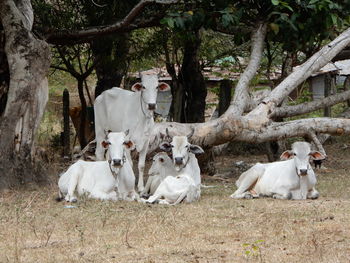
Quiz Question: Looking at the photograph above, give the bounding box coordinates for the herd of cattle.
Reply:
[57,71,326,205]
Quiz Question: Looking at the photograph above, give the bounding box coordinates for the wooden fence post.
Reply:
[218,79,232,116]
[63,89,70,159]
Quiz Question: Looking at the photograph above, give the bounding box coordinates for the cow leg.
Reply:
[90,190,118,201]
[171,190,188,205]
[146,193,161,204]
[95,131,104,161]
[307,188,319,199]
[230,165,264,199]
[141,175,153,197]
[137,142,149,192]
[158,199,171,205]
[65,168,80,202]
[272,189,292,200]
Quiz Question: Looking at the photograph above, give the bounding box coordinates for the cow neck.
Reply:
[179,154,191,171]
[107,153,126,179]
[140,91,153,119]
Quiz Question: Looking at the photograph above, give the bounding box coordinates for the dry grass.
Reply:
[1,140,350,263]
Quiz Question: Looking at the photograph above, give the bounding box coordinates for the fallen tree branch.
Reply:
[235,117,350,143]
[247,26,350,122]
[267,27,350,107]
[272,90,350,118]
[224,22,267,117]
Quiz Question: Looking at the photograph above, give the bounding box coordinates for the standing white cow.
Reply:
[94,71,170,192]
[143,134,204,205]
[57,131,138,202]
[230,142,325,200]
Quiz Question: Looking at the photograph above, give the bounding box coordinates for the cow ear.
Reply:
[131,83,143,92]
[160,142,172,152]
[310,151,326,160]
[189,144,204,155]
[158,82,170,92]
[102,141,110,149]
[123,140,134,150]
[280,150,294,160]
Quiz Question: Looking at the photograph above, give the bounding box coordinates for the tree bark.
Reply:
[0,29,9,115]
[93,34,130,98]
[323,73,332,117]
[63,89,70,158]
[218,79,232,116]
[0,0,51,188]
[180,30,207,123]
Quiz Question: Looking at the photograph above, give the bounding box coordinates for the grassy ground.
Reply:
[1,139,350,263]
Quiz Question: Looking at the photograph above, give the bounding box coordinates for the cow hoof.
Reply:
[244,193,253,199]
[309,193,319,200]
[141,193,150,199]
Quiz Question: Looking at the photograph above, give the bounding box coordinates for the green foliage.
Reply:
[266,0,350,54]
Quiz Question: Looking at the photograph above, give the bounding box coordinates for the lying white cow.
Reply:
[230,142,325,200]
[143,134,204,205]
[94,70,170,192]
[57,131,138,202]
[141,152,177,196]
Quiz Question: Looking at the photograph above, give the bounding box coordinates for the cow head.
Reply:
[101,130,134,169]
[148,152,173,176]
[131,72,170,111]
[280,142,325,176]
[160,130,204,172]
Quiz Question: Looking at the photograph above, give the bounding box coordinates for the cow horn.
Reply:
[124,129,129,136]
[187,128,195,140]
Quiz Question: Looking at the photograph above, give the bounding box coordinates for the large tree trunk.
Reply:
[180,30,207,123]
[0,28,9,115]
[93,34,130,98]
[0,0,51,188]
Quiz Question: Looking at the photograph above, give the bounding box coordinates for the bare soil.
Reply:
[1,138,350,263]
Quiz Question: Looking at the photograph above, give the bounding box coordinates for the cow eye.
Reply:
[293,153,296,156]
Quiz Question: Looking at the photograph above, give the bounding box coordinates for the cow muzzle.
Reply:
[299,169,308,176]
[148,103,156,110]
[112,159,123,167]
[174,157,183,165]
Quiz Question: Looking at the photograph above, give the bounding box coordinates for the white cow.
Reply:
[57,131,138,202]
[141,152,177,196]
[94,71,170,192]
[230,142,325,200]
[143,134,204,205]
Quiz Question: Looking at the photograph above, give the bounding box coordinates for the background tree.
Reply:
[0,0,178,188]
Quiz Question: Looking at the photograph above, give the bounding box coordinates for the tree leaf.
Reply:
[270,23,280,34]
